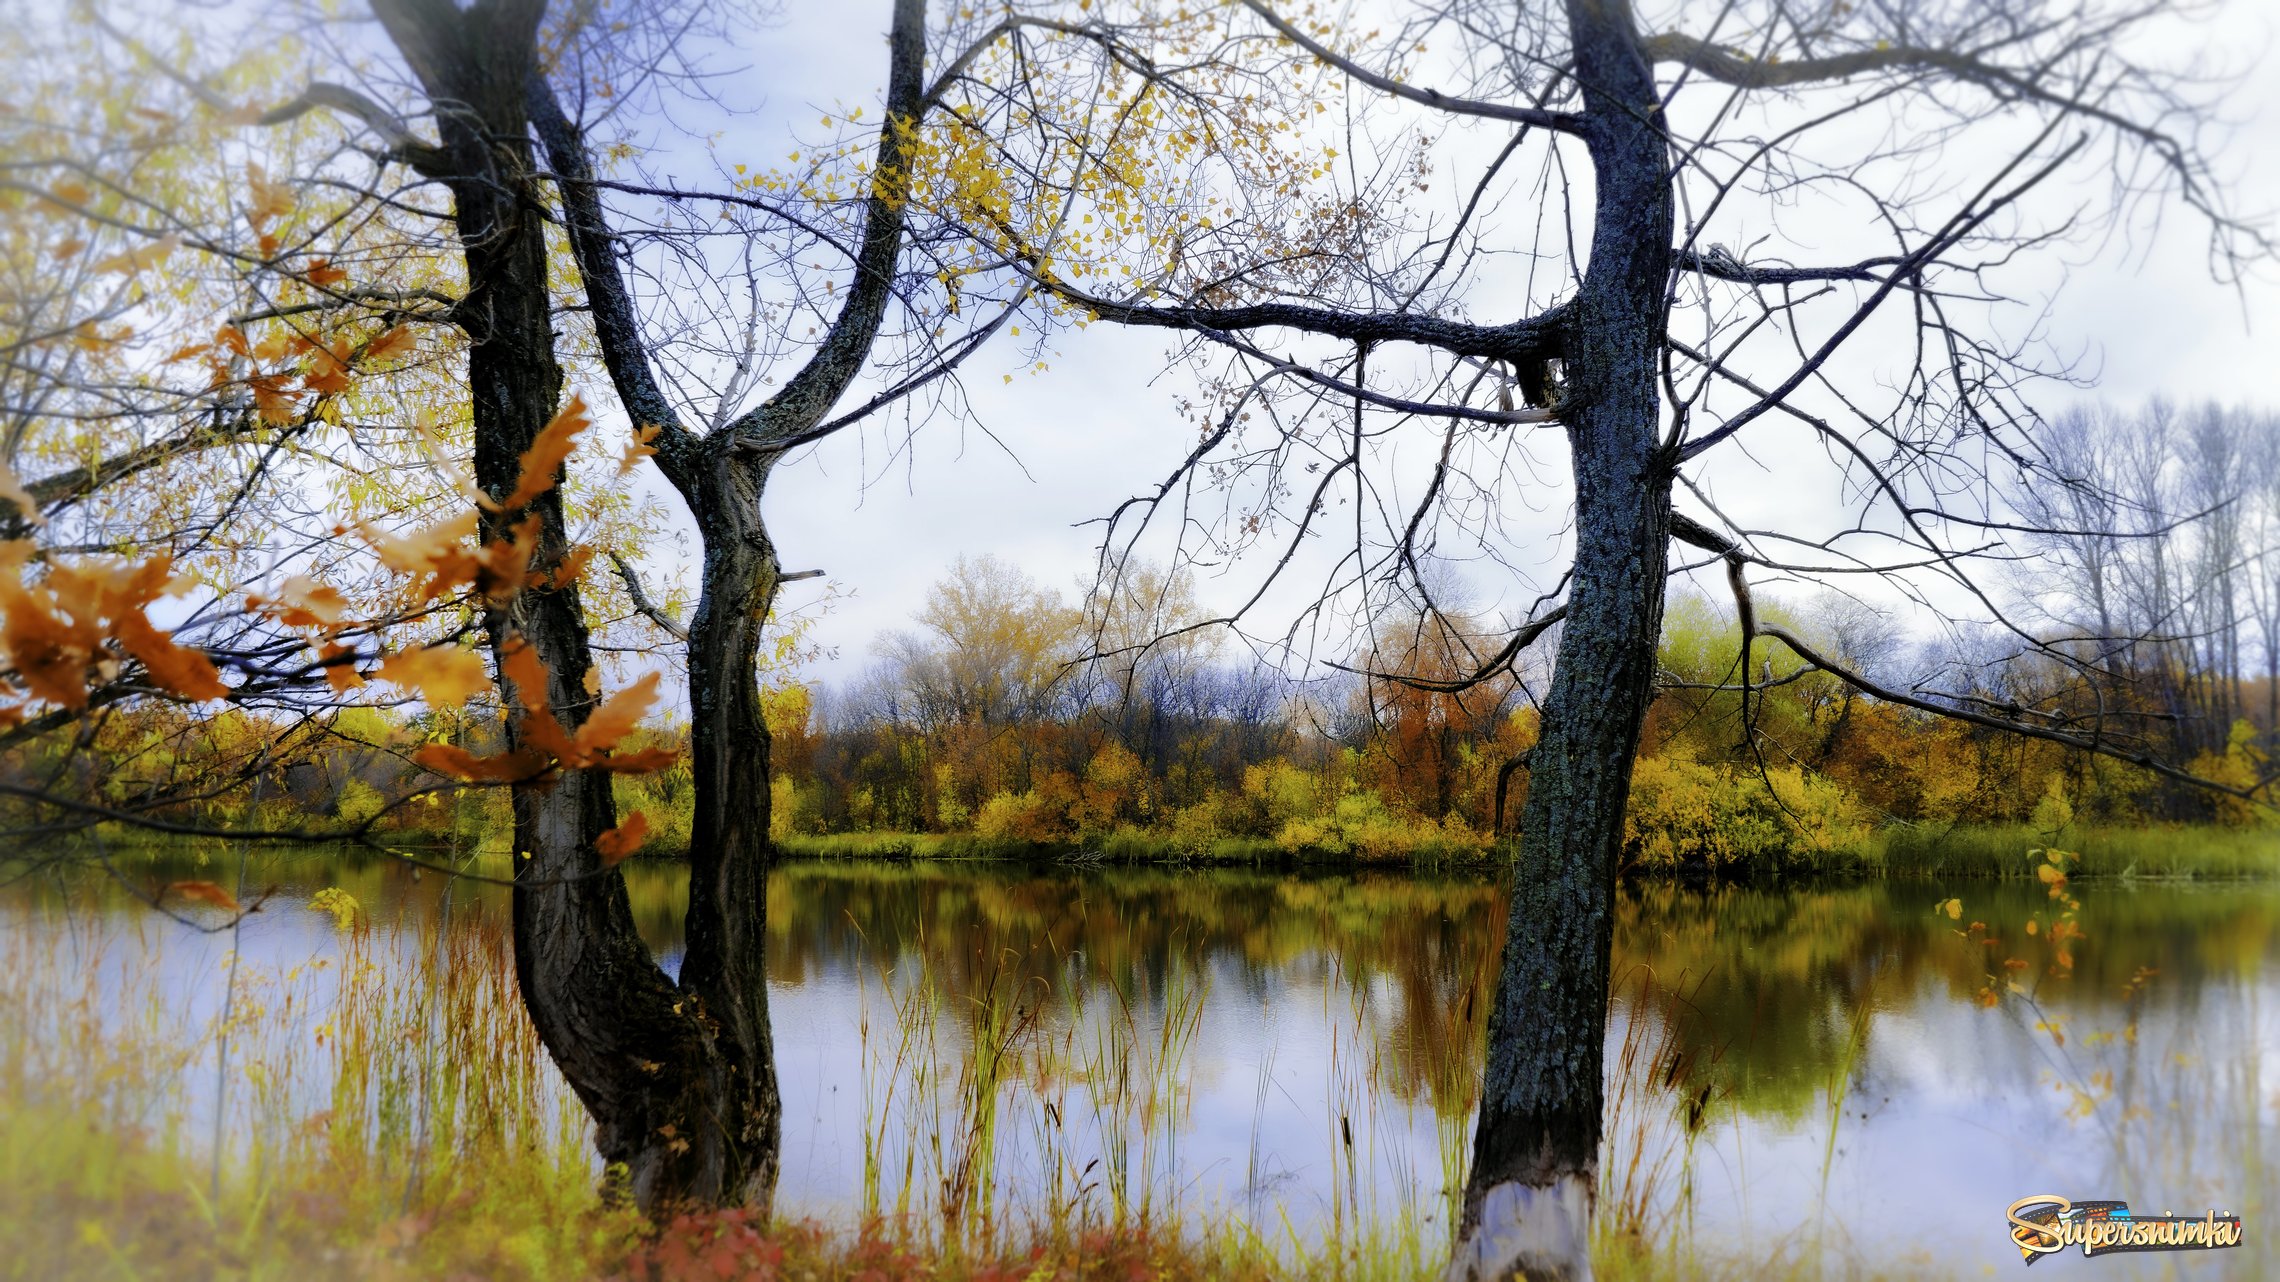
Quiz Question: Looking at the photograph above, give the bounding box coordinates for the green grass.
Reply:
[1874,822,2280,879]
[774,828,1493,867]
[779,820,2280,881]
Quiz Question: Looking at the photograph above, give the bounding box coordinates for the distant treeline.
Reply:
[51,399,2280,867]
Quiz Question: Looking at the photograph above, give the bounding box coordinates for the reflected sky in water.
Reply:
[7,852,2274,1277]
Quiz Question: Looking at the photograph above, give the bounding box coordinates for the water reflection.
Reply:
[5,851,2274,1276]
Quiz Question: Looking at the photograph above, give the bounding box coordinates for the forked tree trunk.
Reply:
[1450,1,1674,1278]
[517,0,928,1213]
[672,451,790,1207]
[373,0,783,1212]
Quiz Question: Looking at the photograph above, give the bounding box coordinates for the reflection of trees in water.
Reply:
[40,850,2280,1130]
[1616,880,2280,1119]
[761,863,1508,1120]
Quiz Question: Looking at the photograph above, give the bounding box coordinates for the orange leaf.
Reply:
[321,643,364,694]
[412,742,548,783]
[619,423,661,476]
[0,456,40,527]
[214,324,250,357]
[91,235,178,275]
[374,645,489,710]
[245,163,293,230]
[363,325,416,365]
[255,575,347,630]
[166,880,240,913]
[0,541,94,709]
[301,340,354,395]
[498,396,590,512]
[358,512,483,601]
[117,614,227,701]
[304,256,347,287]
[249,375,300,426]
[597,811,649,866]
[597,745,680,774]
[498,636,578,761]
[475,516,542,603]
[574,670,661,760]
[532,545,594,591]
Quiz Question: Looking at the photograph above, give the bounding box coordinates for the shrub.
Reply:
[1623,752,1869,870]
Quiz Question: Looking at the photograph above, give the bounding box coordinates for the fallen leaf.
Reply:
[0,456,41,527]
[363,325,416,365]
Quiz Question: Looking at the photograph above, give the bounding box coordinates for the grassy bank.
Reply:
[772,822,2277,880]
[1872,822,2280,878]
[774,827,1497,867]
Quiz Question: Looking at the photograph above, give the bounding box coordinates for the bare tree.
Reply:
[918,0,2270,1274]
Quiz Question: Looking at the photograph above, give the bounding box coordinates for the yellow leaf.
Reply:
[374,644,490,709]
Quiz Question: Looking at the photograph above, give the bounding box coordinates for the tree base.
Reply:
[1444,1175,1593,1282]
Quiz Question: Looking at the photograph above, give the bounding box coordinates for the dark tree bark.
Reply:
[370,0,811,1212]
[523,0,929,1210]
[1448,3,1673,1277]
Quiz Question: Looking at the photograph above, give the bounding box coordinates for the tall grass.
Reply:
[1877,822,2280,878]
[0,895,633,1280]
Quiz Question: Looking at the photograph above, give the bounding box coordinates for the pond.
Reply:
[4,848,2273,1278]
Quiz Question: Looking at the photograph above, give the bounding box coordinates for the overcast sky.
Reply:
[587,0,2280,694]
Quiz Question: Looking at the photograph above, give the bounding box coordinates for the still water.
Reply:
[7,850,2275,1277]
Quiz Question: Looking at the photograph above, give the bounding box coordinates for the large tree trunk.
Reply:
[373,0,780,1213]
[674,449,790,1208]
[1449,1,1674,1278]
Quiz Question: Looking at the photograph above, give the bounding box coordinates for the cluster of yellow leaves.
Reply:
[0,541,227,725]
